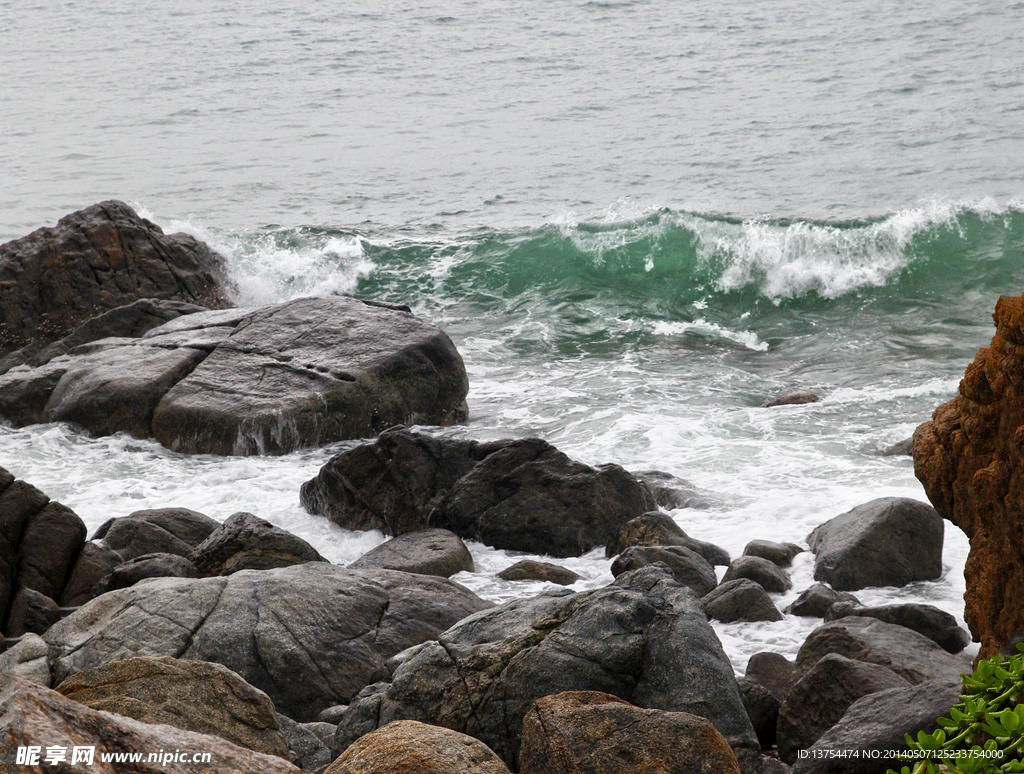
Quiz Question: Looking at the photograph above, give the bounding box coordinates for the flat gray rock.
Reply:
[349,528,473,578]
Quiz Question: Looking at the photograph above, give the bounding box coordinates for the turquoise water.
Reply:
[3,0,1023,668]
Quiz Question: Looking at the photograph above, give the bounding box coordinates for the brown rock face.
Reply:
[518,691,742,774]
[914,293,1024,659]
[0,200,232,357]
[325,720,511,774]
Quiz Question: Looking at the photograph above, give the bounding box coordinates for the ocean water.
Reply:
[4,0,1024,672]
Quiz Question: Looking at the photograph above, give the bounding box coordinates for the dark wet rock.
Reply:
[97,552,199,592]
[43,563,491,722]
[519,690,742,774]
[787,679,962,774]
[762,390,820,408]
[55,656,290,759]
[0,633,50,686]
[152,296,469,455]
[0,477,48,624]
[0,201,231,359]
[0,674,300,773]
[349,528,473,578]
[610,546,718,596]
[1,297,210,376]
[497,559,581,585]
[776,654,910,763]
[119,507,219,547]
[630,470,729,510]
[190,511,326,576]
[882,437,913,456]
[807,498,943,591]
[99,515,196,560]
[59,541,124,606]
[332,565,762,774]
[785,584,861,618]
[326,719,512,774]
[825,601,971,654]
[703,579,784,623]
[277,712,334,772]
[738,677,779,748]
[302,428,655,558]
[0,359,71,425]
[723,555,792,593]
[605,511,731,565]
[316,705,348,725]
[742,540,803,567]
[745,652,795,704]
[793,617,972,686]
[5,587,60,637]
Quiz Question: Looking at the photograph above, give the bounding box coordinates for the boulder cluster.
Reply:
[0,204,995,773]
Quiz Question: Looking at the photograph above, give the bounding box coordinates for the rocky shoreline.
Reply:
[0,203,1012,773]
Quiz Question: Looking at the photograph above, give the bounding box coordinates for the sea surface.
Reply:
[4,0,1024,671]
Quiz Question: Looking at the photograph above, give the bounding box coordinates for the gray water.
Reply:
[3,0,1023,669]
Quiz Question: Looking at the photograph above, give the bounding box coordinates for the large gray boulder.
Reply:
[332,565,762,774]
[807,498,943,591]
[825,601,971,654]
[794,617,972,685]
[42,563,492,722]
[776,654,910,763]
[0,296,470,456]
[788,679,962,774]
[301,429,655,557]
[349,528,474,578]
[0,201,231,359]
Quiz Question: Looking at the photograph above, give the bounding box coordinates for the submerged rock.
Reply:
[301,428,655,558]
[496,560,581,585]
[807,498,943,591]
[914,293,1024,657]
[0,201,231,359]
[762,390,820,407]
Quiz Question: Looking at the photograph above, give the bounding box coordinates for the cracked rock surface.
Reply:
[41,562,492,722]
[333,564,761,774]
[0,295,470,455]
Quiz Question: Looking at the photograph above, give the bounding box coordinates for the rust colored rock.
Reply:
[914,293,1024,658]
[325,719,511,774]
[518,691,742,774]
[0,200,232,358]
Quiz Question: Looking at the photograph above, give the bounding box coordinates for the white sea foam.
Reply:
[651,319,769,351]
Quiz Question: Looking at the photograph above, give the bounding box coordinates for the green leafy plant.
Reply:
[888,644,1024,774]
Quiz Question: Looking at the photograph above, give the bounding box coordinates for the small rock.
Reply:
[317,705,348,725]
[807,498,944,591]
[497,560,581,586]
[99,516,195,560]
[882,438,913,457]
[0,633,51,687]
[742,539,803,567]
[349,528,473,578]
[745,652,795,703]
[605,511,731,565]
[762,390,820,408]
[190,511,327,576]
[610,546,718,596]
[722,555,792,593]
[825,601,971,654]
[58,541,123,606]
[126,507,219,547]
[98,552,199,592]
[326,719,511,774]
[277,712,334,772]
[702,579,783,623]
[785,584,860,618]
[519,691,742,774]
[5,587,60,637]
[738,677,779,748]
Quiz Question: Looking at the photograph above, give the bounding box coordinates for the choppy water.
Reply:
[4,0,1024,671]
